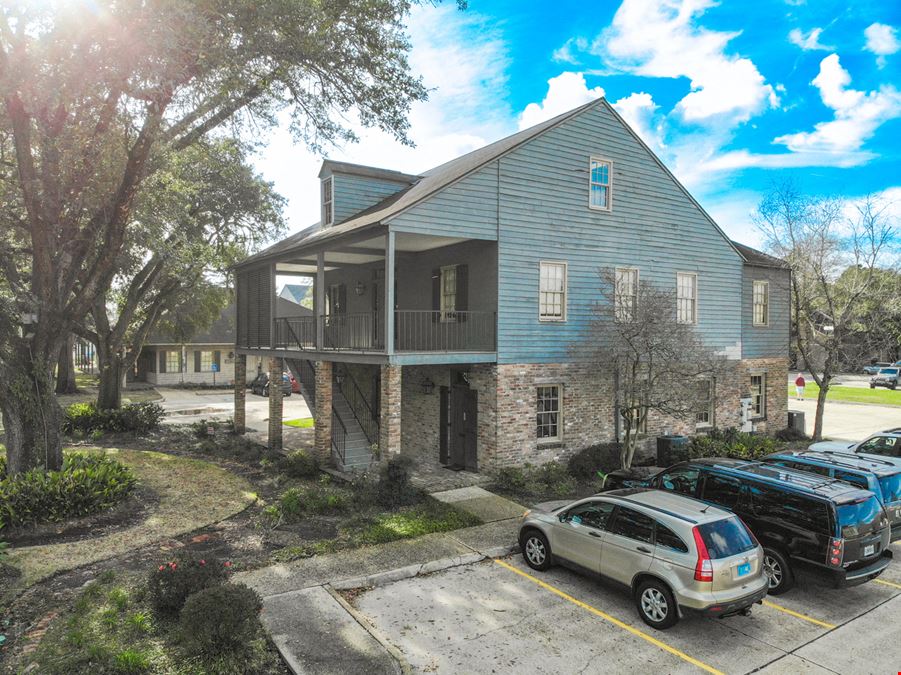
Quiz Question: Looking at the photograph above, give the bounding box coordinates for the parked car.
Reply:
[809,429,901,459]
[762,450,901,541]
[863,362,892,375]
[518,488,768,629]
[644,459,892,594]
[870,366,899,390]
[250,372,293,397]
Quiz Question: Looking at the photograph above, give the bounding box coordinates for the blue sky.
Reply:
[253,0,901,247]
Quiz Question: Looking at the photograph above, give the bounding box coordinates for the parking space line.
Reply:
[874,578,901,590]
[761,600,836,629]
[493,559,724,675]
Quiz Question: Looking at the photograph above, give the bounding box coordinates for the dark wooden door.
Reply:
[439,386,449,465]
[450,384,478,471]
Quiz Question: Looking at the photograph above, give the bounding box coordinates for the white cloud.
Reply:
[552,37,589,65]
[518,72,604,130]
[864,23,900,68]
[774,54,901,154]
[596,0,777,123]
[788,27,832,51]
[611,92,664,151]
[252,5,513,233]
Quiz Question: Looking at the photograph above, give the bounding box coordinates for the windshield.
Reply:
[836,496,885,538]
[878,474,901,504]
[697,517,757,559]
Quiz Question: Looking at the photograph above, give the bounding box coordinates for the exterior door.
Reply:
[600,506,655,585]
[450,384,478,471]
[551,500,616,573]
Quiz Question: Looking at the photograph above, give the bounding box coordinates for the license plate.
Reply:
[864,544,875,557]
[737,562,751,577]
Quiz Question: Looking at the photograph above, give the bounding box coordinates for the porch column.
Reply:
[385,231,395,355]
[379,364,402,460]
[316,251,325,349]
[313,360,333,463]
[233,353,246,435]
[268,356,283,453]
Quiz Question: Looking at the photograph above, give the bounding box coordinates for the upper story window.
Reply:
[539,261,567,321]
[440,265,458,322]
[752,280,769,326]
[676,272,697,324]
[321,176,333,227]
[614,267,638,322]
[589,157,612,211]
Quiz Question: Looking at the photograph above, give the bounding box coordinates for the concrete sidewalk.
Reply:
[234,491,525,675]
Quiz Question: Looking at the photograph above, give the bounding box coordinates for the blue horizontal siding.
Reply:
[332,174,408,224]
[496,103,745,363]
[387,163,499,240]
[742,266,791,359]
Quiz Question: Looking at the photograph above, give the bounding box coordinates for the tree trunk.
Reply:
[55,334,77,394]
[813,382,829,440]
[97,355,125,410]
[0,348,64,474]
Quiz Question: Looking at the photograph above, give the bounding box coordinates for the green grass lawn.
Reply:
[283,417,314,428]
[789,383,901,407]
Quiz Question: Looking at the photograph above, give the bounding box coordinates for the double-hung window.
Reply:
[537,385,562,442]
[750,374,766,418]
[614,267,638,322]
[539,261,567,321]
[752,280,769,326]
[321,177,333,227]
[165,350,181,373]
[589,157,612,210]
[440,265,458,322]
[676,272,697,324]
[199,351,213,372]
[696,379,714,427]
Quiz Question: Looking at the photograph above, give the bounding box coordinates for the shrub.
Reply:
[688,427,781,460]
[114,648,150,673]
[147,554,229,616]
[567,443,621,479]
[0,454,6,478]
[274,486,348,523]
[179,583,262,657]
[377,457,418,508]
[492,461,578,499]
[775,427,810,442]
[0,453,137,529]
[63,402,164,435]
[279,449,319,478]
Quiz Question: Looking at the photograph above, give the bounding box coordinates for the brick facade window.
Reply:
[750,374,766,418]
[537,385,562,442]
[753,280,769,326]
[695,379,714,427]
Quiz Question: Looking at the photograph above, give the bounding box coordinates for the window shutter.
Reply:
[159,351,166,374]
[194,351,201,373]
[439,386,449,465]
[214,351,221,369]
[178,350,184,372]
[456,264,469,322]
[432,268,440,323]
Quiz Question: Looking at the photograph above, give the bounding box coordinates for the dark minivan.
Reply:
[648,458,892,594]
[762,450,901,542]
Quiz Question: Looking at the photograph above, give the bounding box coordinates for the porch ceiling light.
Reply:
[354,281,366,296]
[421,377,435,395]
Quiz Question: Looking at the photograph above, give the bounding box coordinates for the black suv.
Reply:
[648,458,892,594]
[762,450,901,542]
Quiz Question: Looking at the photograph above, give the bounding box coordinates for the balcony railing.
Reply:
[268,311,495,352]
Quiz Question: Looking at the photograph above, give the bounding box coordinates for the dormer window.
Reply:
[322,176,333,226]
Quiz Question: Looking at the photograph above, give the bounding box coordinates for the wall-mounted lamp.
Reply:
[335,372,344,387]
[354,281,366,296]
[421,377,435,395]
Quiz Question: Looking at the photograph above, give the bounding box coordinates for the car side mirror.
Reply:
[558,513,568,523]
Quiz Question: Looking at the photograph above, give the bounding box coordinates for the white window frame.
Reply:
[539,261,567,322]
[537,384,563,443]
[440,265,458,323]
[199,350,213,372]
[676,272,698,325]
[752,280,769,327]
[165,350,180,373]
[321,176,333,227]
[695,378,715,428]
[750,373,766,419]
[614,267,639,322]
[588,157,612,211]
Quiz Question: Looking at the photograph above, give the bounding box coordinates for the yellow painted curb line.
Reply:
[761,600,835,629]
[874,578,901,591]
[493,558,723,675]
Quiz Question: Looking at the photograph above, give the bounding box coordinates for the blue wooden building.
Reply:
[233,98,790,472]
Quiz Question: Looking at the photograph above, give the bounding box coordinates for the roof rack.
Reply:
[820,450,899,469]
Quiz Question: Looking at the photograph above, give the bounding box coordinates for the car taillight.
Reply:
[692,526,713,582]
[827,537,844,567]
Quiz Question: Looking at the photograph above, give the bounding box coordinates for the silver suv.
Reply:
[518,488,768,629]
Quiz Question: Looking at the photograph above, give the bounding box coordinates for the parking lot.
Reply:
[350,544,901,674]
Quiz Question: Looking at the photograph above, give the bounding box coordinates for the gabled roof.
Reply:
[145,303,237,345]
[318,160,420,184]
[731,241,790,269]
[279,284,308,304]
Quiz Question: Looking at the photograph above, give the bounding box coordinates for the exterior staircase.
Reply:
[285,359,376,472]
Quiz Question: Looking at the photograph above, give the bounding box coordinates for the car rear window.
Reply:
[878,474,901,504]
[836,496,885,538]
[697,517,756,559]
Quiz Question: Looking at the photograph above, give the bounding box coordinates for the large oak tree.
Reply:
[0,0,433,474]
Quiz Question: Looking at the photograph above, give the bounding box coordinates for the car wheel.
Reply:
[521,530,552,571]
[636,579,678,630]
[763,548,794,595]
[870,384,876,389]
